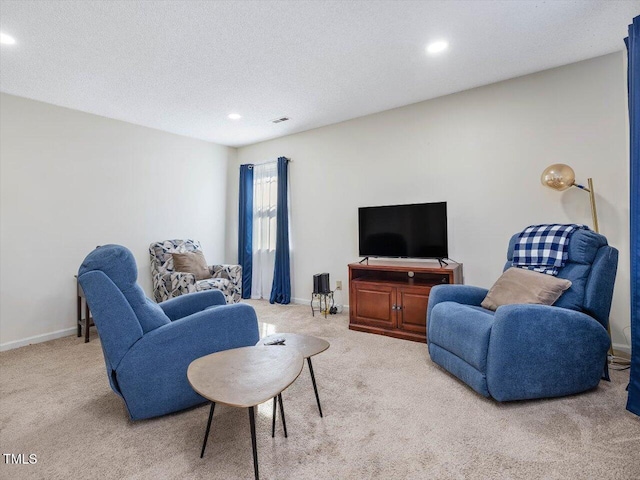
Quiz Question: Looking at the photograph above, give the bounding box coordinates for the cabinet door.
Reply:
[351,281,396,329]
[397,285,430,335]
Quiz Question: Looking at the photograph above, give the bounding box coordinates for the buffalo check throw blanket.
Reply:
[512,224,589,275]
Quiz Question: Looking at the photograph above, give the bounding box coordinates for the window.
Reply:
[251,162,278,298]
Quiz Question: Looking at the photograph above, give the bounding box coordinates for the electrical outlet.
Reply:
[336,280,342,290]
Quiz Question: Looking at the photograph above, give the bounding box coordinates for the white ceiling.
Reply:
[0,1,638,147]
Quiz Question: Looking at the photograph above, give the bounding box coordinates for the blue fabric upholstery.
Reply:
[116,304,260,419]
[78,270,143,396]
[159,290,226,320]
[487,305,610,401]
[429,231,618,402]
[80,244,170,333]
[429,344,490,397]
[426,285,488,340]
[429,302,494,372]
[583,247,619,328]
[78,245,259,420]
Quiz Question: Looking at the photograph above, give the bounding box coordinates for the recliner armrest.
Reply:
[209,264,242,281]
[124,303,259,361]
[159,290,226,321]
[427,285,488,322]
[487,304,609,401]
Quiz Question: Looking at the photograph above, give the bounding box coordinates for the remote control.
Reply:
[264,338,286,346]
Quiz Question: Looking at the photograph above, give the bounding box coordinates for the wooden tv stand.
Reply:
[348,261,463,343]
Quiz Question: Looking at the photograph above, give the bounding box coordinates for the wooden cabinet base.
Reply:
[348,323,429,343]
[348,261,463,343]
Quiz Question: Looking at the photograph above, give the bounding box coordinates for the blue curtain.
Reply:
[238,165,253,299]
[627,15,640,417]
[270,157,291,304]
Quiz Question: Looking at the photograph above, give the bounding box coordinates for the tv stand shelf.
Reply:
[348,261,463,343]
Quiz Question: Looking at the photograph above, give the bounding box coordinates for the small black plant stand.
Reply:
[310,291,334,318]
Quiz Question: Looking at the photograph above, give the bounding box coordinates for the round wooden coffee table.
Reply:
[187,346,303,480]
[256,333,330,418]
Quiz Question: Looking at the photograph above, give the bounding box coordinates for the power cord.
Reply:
[610,357,630,370]
[609,326,632,369]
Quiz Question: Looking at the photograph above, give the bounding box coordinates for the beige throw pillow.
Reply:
[172,251,212,281]
[481,267,572,311]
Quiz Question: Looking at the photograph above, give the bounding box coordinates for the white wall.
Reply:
[229,52,632,352]
[0,93,234,350]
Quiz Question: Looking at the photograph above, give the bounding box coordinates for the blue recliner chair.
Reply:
[78,245,260,420]
[427,230,618,401]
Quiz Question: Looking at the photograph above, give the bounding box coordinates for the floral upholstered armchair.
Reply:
[149,239,242,304]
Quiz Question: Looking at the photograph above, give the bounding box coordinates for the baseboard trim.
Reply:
[0,327,77,352]
[612,342,631,356]
[291,296,349,311]
[291,296,310,306]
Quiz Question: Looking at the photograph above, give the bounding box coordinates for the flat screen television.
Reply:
[358,202,448,259]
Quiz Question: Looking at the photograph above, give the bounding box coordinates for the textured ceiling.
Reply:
[0,0,638,147]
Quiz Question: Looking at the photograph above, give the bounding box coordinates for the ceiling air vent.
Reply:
[271,117,290,124]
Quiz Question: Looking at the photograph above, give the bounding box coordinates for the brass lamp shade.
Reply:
[540,163,598,232]
[541,164,576,191]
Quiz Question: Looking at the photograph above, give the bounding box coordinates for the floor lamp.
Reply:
[540,164,623,363]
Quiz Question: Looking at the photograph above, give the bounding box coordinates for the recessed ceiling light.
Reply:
[426,40,448,55]
[228,113,242,120]
[0,32,16,45]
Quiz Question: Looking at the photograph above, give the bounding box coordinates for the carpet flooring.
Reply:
[1,299,639,479]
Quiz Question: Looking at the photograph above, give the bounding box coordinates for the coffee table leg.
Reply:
[248,406,259,480]
[307,357,323,417]
[277,393,288,438]
[200,402,216,458]
[271,396,277,438]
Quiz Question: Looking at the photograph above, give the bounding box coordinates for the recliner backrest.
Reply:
[149,239,202,276]
[78,270,143,391]
[504,229,618,327]
[79,244,171,339]
[582,246,619,328]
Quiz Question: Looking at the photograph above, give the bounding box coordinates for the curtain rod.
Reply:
[241,158,291,169]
